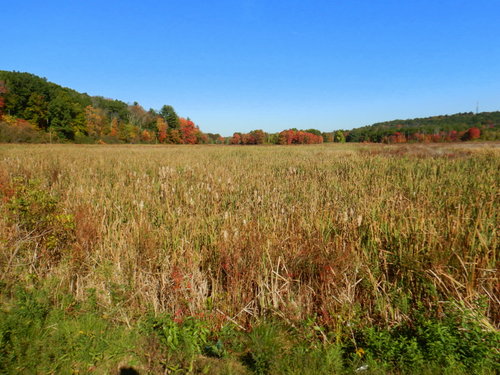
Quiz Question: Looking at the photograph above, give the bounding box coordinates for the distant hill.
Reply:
[345,112,500,143]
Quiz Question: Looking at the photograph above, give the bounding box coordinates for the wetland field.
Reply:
[0,143,498,374]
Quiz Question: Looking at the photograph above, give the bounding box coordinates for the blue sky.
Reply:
[3,0,500,135]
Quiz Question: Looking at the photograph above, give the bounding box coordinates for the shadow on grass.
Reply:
[119,367,140,375]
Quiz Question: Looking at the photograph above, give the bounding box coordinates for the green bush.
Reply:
[353,305,499,374]
[0,121,46,143]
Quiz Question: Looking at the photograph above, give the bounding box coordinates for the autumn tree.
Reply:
[462,127,481,141]
[304,128,322,137]
[140,129,153,143]
[179,117,199,144]
[444,130,459,142]
[167,128,183,144]
[250,130,265,144]
[230,133,242,144]
[278,130,323,145]
[128,103,150,129]
[278,130,294,145]
[156,117,168,143]
[384,132,407,144]
[84,105,107,138]
[109,118,120,138]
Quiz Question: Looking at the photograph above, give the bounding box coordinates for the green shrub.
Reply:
[353,305,499,374]
[5,178,75,262]
[0,121,46,143]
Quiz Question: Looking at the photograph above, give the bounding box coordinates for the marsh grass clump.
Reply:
[0,143,498,373]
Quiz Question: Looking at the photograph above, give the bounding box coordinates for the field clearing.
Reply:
[0,142,498,374]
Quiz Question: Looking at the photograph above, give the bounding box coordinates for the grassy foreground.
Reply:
[0,143,498,374]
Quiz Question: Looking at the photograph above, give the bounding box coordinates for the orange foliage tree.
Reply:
[84,105,107,138]
[167,128,183,144]
[140,129,153,143]
[109,118,119,138]
[156,117,167,143]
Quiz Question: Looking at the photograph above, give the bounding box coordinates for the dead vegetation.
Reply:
[0,143,498,330]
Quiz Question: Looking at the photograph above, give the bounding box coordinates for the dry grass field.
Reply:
[0,143,498,374]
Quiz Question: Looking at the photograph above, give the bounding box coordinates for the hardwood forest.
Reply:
[1,70,499,145]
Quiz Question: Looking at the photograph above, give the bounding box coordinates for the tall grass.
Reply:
[0,143,498,373]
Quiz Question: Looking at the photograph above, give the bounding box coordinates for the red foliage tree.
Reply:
[278,130,323,145]
[411,133,426,143]
[462,127,481,141]
[179,117,200,144]
[241,133,255,145]
[228,130,265,145]
[386,132,407,144]
[430,133,442,142]
[230,133,242,144]
[442,130,458,142]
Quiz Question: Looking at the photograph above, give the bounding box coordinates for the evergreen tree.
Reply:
[160,105,180,129]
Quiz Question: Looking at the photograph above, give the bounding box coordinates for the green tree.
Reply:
[47,93,83,139]
[160,105,179,129]
[23,93,48,129]
[334,130,345,143]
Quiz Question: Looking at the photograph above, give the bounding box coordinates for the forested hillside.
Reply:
[0,71,206,144]
[344,112,500,143]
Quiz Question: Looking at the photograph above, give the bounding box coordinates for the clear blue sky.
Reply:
[3,0,500,135]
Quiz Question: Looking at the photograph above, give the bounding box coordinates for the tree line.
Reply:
[0,71,205,144]
[1,70,498,144]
